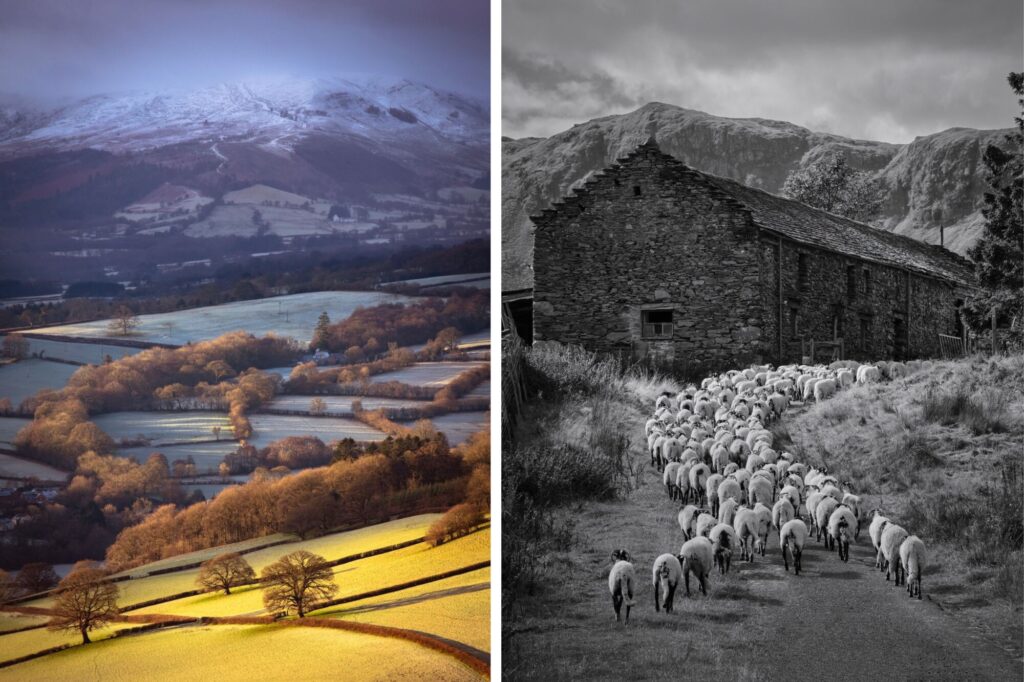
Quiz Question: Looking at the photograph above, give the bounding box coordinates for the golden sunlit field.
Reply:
[0,624,483,682]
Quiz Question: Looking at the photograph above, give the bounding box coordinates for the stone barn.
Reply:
[531,139,976,370]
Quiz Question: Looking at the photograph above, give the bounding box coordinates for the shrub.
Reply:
[425,503,483,547]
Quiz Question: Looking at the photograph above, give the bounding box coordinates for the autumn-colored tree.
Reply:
[309,397,327,416]
[48,565,119,644]
[2,334,28,360]
[197,552,256,595]
[0,569,20,603]
[106,306,140,337]
[16,563,59,594]
[260,551,338,617]
[425,503,483,547]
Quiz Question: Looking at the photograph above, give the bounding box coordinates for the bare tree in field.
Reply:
[107,306,140,337]
[16,563,59,594]
[260,550,337,618]
[212,425,222,441]
[0,569,20,603]
[197,552,256,595]
[309,397,327,416]
[1,334,28,360]
[48,565,119,644]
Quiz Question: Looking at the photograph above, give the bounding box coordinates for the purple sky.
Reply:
[503,0,1023,143]
[0,0,490,103]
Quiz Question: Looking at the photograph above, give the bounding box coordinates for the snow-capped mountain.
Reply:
[0,76,487,154]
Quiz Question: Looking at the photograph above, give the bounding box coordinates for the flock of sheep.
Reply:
[608,360,929,624]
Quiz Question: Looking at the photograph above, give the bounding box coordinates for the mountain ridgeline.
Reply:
[502,102,1009,290]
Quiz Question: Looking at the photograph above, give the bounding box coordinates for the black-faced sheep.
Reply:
[652,553,683,613]
[815,497,840,547]
[609,550,636,623]
[772,497,795,531]
[678,537,714,596]
[899,536,926,599]
[780,519,808,575]
[696,512,718,539]
[678,505,701,541]
[709,523,737,574]
[828,506,857,562]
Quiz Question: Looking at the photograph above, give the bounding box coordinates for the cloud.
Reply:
[502,0,1022,142]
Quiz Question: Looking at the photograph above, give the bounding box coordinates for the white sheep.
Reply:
[752,503,772,556]
[709,523,737,574]
[678,505,702,541]
[841,493,862,538]
[805,491,826,535]
[780,484,801,513]
[608,550,636,623]
[880,523,910,583]
[733,507,759,562]
[868,512,890,571]
[705,473,724,518]
[779,519,808,575]
[717,478,741,508]
[772,497,795,530]
[899,536,926,599]
[815,497,840,546]
[689,463,711,506]
[663,461,682,500]
[718,497,739,527]
[828,506,857,562]
[652,553,683,613]
[696,512,718,539]
[813,378,837,402]
[678,537,714,596]
[820,484,843,503]
[749,475,774,507]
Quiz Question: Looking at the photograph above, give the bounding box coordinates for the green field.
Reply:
[0,624,482,681]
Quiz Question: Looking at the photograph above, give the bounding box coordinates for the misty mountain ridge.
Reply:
[503,101,1009,290]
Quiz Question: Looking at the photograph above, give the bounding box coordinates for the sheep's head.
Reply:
[611,549,632,562]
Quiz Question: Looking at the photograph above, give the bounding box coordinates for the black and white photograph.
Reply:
[500,1,1023,679]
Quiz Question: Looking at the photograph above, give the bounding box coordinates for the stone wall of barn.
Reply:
[758,236,964,363]
[532,143,768,373]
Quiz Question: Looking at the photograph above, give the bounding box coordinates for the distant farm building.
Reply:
[526,139,976,369]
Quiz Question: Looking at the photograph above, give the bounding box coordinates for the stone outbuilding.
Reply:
[531,139,976,371]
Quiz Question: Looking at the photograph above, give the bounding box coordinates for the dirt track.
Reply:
[504,458,1023,681]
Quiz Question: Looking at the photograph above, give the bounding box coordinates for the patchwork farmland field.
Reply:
[0,624,482,682]
[116,441,240,474]
[402,411,489,446]
[246,414,387,448]
[93,412,233,447]
[370,361,488,387]
[0,360,78,406]
[265,394,431,415]
[0,453,67,480]
[0,416,30,449]
[29,291,416,346]
[21,337,143,364]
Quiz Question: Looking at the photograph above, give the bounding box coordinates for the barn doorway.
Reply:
[893,315,908,360]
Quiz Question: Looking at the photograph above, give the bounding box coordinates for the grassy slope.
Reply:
[780,354,1024,655]
[0,624,482,682]
[313,567,491,652]
[0,622,131,663]
[134,528,489,618]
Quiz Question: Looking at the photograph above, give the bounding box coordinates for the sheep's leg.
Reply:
[612,592,622,622]
[782,542,790,571]
[654,582,661,613]
[666,583,676,613]
[684,570,691,597]
[698,574,707,596]
[624,603,631,625]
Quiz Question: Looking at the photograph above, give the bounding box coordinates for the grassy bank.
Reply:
[779,353,1024,652]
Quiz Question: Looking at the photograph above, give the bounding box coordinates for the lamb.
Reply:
[828,506,857,562]
[678,537,714,596]
[733,507,759,562]
[868,512,890,571]
[696,512,718,539]
[709,523,737,574]
[749,475,774,507]
[718,497,739,527]
[880,523,910,583]
[652,553,683,613]
[899,536,926,599]
[779,519,808,575]
[772,497,795,530]
[815,497,840,547]
[608,550,637,623]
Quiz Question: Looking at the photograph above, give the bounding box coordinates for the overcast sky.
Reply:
[503,0,1023,143]
[0,0,489,104]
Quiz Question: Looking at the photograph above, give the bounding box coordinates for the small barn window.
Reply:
[863,269,872,296]
[797,253,810,290]
[633,185,642,196]
[642,309,673,339]
[846,266,857,300]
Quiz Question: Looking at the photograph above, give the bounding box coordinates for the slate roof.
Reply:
[649,141,977,287]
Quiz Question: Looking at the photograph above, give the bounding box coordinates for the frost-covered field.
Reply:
[247,414,386,449]
[266,394,431,415]
[0,417,29,449]
[466,380,490,398]
[0,453,67,480]
[94,412,232,446]
[23,337,142,364]
[405,411,488,446]
[30,291,415,346]
[116,441,239,473]
[369,361,487,387]
[0,360,77,406]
